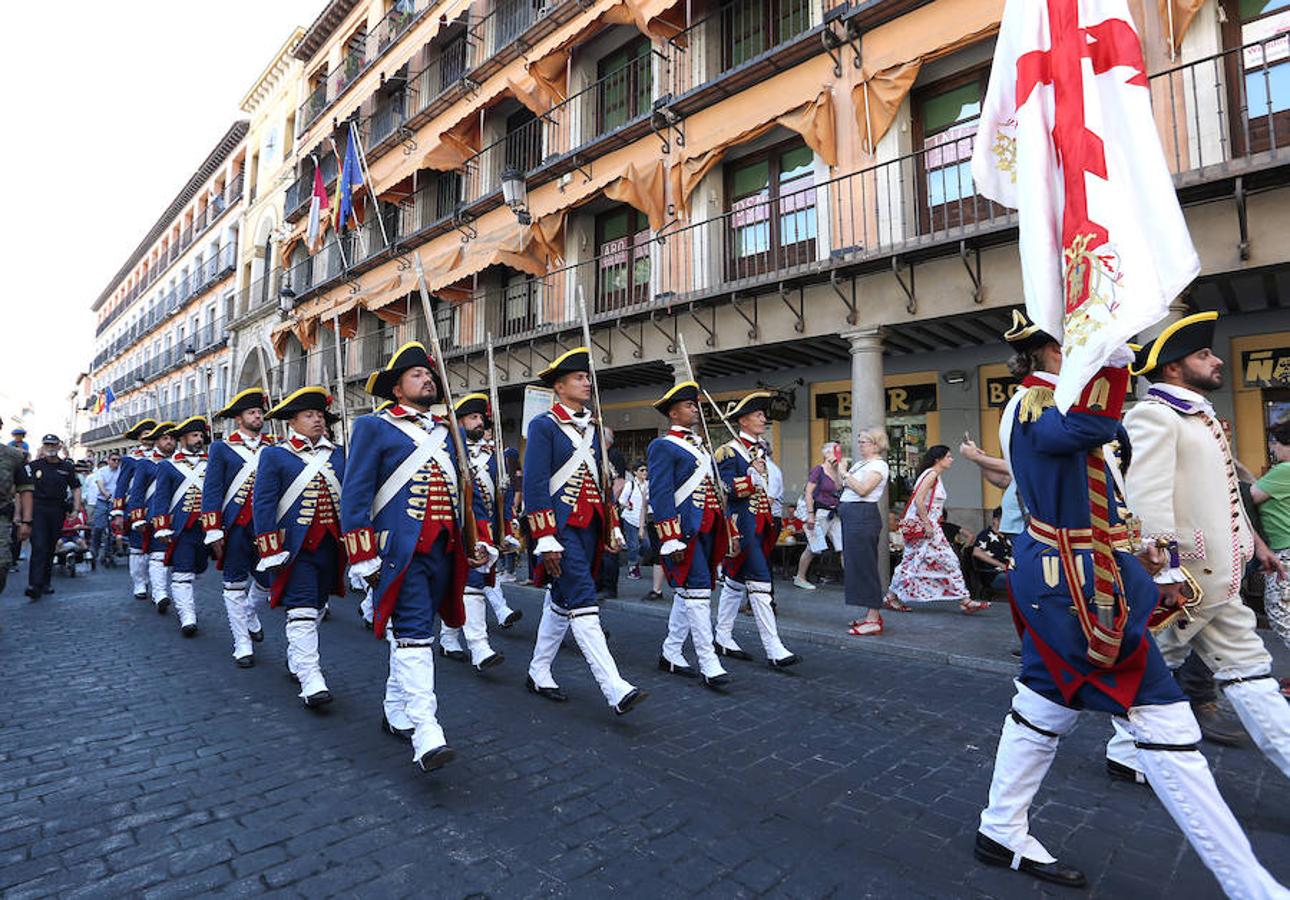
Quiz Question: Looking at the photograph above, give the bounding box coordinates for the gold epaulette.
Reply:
[1018,386,1056,423]
[714,444,735,463]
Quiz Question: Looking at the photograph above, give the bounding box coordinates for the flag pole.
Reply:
[349,120,390,250]
[326,138,352,271]
[330,312,351,447]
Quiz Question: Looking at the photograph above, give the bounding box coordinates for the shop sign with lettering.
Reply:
[1241,348,1290,387]
[815,384,938,418]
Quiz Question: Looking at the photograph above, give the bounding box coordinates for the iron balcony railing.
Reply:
[334,46,368,96]
[298,81,329,135]
[666,0,818,98]
[285,149,341,221]
[460,51,655,205]
[237,267,283,319]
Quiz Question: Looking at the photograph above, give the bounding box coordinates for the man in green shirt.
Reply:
[0,416,34,594]
[1251,421,1290,690]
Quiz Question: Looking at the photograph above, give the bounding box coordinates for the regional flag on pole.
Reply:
[971,0,1199,411]
[306,159,330,252]
[336,129,364,233]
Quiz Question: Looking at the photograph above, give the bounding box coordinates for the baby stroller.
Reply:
[54,509,94,578]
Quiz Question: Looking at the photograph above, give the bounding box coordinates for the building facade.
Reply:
[82,124,249,451]
[86,0,1290,527]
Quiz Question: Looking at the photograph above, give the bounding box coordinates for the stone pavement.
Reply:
[1,567,1288,898]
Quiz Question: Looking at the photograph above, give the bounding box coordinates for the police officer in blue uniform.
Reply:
[342,342,483,773]
[25,435,81,600]
[112,417,158,600]
[128,421,177,614]
[202,388,272,667]
[150,416,211,637]
[714,392,798,668]
[253,387,347,710]
[437,393,505,672]
[524,348,646,715]
[647,381,732,688]
[973,322,1283,896]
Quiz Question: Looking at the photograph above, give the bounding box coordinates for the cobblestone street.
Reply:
[1,568,1287,898]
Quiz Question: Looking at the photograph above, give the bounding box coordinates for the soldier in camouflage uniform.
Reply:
[0,416,33,594]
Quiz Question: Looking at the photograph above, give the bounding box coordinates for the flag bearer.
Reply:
[150,416,211,636]
[202,389,273,667]
[253,388,347,710]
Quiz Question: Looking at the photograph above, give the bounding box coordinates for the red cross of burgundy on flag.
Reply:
[971,0,1200,411]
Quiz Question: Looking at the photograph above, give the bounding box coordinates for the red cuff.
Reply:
[657,517,682,541]
[343,527,377,562]
[112,498,125,512]
[129,508,145,524]
[200,510,222,531]
[1071,366,1130,418]
[151,515,172,530]
[732,475,755,498]
[256,530,285,556]
[527,509,557,539]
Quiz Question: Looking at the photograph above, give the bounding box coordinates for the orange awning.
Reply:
[1160,0,1205,56]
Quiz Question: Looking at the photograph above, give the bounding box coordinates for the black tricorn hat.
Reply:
[723,391,773,422]
[538,347,590,387]
[217,387,269,419]
[124,417,159,440]
[170,416,210,439]
[454,393,491,420]
[653,381,701,415]
[365,341,441,402]
[1003,309,1059,353]
[267,386,341,424]
[144,421,177,441]
[1131,312,1218,379]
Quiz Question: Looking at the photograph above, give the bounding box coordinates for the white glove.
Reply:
[534,535,564,555]
[473,541,500,572]
[1106,344,1136,369]
[659,539,687,556]
[348,556,381,590]
[203,528,225,545]
[501,534,521,551]
[257,551,289,571]
[153,529,173,540]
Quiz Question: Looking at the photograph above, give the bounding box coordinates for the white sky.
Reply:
[0,0,322,444]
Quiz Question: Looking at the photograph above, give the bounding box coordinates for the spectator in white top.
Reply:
[840,427,891,636]
[618,461,651,580]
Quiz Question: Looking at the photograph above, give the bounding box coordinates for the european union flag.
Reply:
[103,385,116,413]
[337,127,364,232]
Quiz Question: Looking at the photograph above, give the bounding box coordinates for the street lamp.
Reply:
[183,345,196,366]
[500,167,531,226]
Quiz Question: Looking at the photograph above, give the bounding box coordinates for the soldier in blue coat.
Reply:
[128,421,176,615]
[253,387,347,710]
[150,416,211,637]
[974,320,1282,896]
[437,393,505,672]
[342,342,483,773]
[647,381,732,689]
[714,393,798,668]
[112,417,158,600]
[201,388,272,667]
[524,348,646,716]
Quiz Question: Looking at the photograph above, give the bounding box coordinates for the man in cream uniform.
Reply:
[1125,311,1290,781]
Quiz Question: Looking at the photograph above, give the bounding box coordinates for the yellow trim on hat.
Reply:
[1003,309,1040,343]
[724,390,774,420]
[127,417,159,438]
[365,341,432,396]
[659,380,699,401]
[266,385,331,419]
[144,421,177,440]
[1130,311,1218,377]
[218,387,268,415]
[454,392,489,410]
[538,346,590,379]
[172,415,209,433]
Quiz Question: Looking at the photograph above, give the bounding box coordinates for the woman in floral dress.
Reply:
[883,445,982,614]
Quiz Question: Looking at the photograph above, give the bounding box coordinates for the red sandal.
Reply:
[882,596,911,612]
[849,616,883,636]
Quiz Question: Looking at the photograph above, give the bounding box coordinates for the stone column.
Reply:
[842,327,890,585]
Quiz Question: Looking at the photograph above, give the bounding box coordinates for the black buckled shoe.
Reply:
[658,656,697,678]
[767,653,801,669]
[156,597,170,615]
[180,624,198,638]
[25,586,41,601]
[1106,758,1147,785]
[714,643,752,661]
[362,618,373,631]
[702,672,732,689]
[973,832,1086,888]
[133,591,148,601]
[438,646,467,662]
[303,690,333,709]
[501,609,523,628]
[417,745,456,773]
[235,655,254,669]
[381,714,414,742]
[475,651,505,672]
[248,627,264,643]
[525,675,568,702]
[613,688,648,716]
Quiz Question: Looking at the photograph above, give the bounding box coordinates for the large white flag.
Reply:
[971,0,1199,411]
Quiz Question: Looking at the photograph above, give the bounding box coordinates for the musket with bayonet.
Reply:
[575,287,624,551]
[677,335,740,558]
[484,333,512,549]
[412,252,478,552]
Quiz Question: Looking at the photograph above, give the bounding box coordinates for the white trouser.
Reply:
[170,571,197,628]
[361,589,374,624]
[383,628,413,731]
[528,593,569,689]
[390,635,446,759]
[128,548,149,595]
[717,578,791,661]
[569,610,635,707]
[1129,701,1288,899]
[485,583,515,622]
[440,591,496,666]
[661,595,691,667]
[979,681,1079,864]
[1223,676,1290,780]
[285,608,327,700]
[680,588,725,678]
[148,551,171,603]
[1105,717,1147,782]
[222,579,253,659]
[245,579,268,634]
